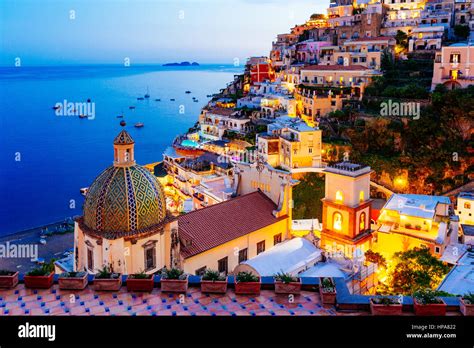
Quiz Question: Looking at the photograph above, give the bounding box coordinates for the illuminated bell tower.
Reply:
[113,129,136,167]
[321,162,373,258]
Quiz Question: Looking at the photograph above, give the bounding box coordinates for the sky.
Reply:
[0,0,328,66]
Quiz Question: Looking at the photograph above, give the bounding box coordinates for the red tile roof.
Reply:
[207,107,236,117]
[348,36,394,42]
[301,64,369,71]
[178,191,287,258]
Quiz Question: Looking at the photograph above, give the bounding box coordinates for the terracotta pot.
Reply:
[460,298,474,316]
[126,275,155,292]
[0,271,19,289]
[370,299,403,316]
[58,273,88,290]
[274,279,302,295]
[201,278,228,294]
[160,276,188,293]
[24,272,54,289]
[319,278,337,305]
[414,298,446,316]
[93,275,122,291]
[235,279,261,296]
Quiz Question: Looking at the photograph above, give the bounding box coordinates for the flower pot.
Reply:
[93,275,122,291]
[274,279,302,295]
[319,278,336,305]
[414,298,446,316]
[235,279,261,296]
[0,271,19,289]
[201,277,228,294]
[460,298,474,316]
[126,275,155,292]
[370,299,403,316]
[160,276,188,293]
[58,273,89,290]
[24,272,54,289]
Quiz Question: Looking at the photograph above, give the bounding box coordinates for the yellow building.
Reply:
[373,194,454,259]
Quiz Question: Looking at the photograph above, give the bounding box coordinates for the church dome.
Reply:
[83,130,167,236]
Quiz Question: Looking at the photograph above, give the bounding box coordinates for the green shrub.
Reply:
[274,271,298,284]
[202,269,226,281]
[236,271,259,283]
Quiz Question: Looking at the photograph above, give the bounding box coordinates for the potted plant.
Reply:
[160,268,188,293]
[201,269,227,294]
[24,261,55,289]
[0,270,19,289]
[460,292,474,316]
[234,271,260,296]
[274,272,301,295]
[413,289,447,316]
[370,296,403,316]
[93,265,122,291]
[58,271,88,290]
[319,277,337,305]
[126,270,155,292]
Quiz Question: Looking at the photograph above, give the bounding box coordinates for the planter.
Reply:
[414,298,447,316]
[58,273,88,290]
[201,277,228,294]
[0,271,19,289]
[235,279,261,296]
[93,275,122,291]
[370,299,403,316]
[24,272,54,289]
[319,278,336,305]
[460,298,474,316]
[160,276,188,293]
[126,275,155,292]
[274,279,302,295]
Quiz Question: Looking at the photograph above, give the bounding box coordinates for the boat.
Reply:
[79,114,88,119]
[170,98,175,101]
[137,97,144,101]
[87,98,91,103]
[185,91,191,94]
[134,122,144,128]
[194,99,199,102]
[80,187,89,196]
[144,86,150,99]
[206,95,213,98]
[116,115,124,118]
[155,99,161,101]
[129,106,136,110]
[52,105,61,110]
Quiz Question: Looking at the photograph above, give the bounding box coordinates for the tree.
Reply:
[378,247,450,295]
[365,250,387,268]
[292,173,325,220]
[454,25,470,40]
[395,30,408,49]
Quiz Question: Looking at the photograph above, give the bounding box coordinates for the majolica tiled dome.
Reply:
[83,130,167,236]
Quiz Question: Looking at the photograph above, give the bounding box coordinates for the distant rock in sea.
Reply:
[163,61,200,67]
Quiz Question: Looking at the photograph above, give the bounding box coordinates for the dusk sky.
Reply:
[0,0,328,66]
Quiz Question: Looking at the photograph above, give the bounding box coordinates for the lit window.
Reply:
[359,191,365,203]
[333,212,343,231]
[465,202,471,209]
[359,212,366,232]
[335,191,344,203]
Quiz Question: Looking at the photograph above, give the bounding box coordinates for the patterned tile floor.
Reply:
[0,285,338,316]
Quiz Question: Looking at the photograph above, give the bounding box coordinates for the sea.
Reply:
[0,64,242,237]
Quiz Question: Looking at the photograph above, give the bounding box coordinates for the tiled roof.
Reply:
[348,36,394,42]
[301,65,369,71]
[114,130,134,145]
[178,191,287,258]
[207,107,236,117]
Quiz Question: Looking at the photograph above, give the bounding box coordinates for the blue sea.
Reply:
[0,64,242,236]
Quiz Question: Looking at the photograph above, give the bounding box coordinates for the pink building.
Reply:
[432,43,474,90]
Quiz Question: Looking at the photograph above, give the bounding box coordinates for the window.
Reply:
[450,53,460,64]
[335,190,344,203]
[435,246,441,254]
[195,266,206,276]
[274,233,282,245]
[87,248,94,271]
[359,190,365,203]
[238,248,248,263]
[257,240,266,254]
[218,257,228,274]
[144,245,156,271]
[333,212,343,231]
[464,202,471,209]
[359,212,366,232]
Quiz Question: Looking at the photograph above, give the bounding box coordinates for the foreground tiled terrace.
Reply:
[0,284,337,316]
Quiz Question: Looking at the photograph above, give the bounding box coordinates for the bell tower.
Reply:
[113,129,136,167]
[321,162,373,258]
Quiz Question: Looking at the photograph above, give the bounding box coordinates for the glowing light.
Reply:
[333,212,343,231]
[335,190,344,203]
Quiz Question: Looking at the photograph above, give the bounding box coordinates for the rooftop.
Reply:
[438,250,474,296]
[383,194,451,220]
[459,192,474,201]
[301,64,370,71]
[324,162,371,177]
[461,224,474,236]
[206,107,236,117]
[178,191,287,259]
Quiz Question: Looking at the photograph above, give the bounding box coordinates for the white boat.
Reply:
[135,122,144,128]
[80,187,89,196]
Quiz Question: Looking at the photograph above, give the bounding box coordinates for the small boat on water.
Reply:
[129,106,136,110]
[79,114,88,119]
[155,99,161,102]
[87,98,91,103]
[117,115,124,118]
[144,86,150,99]
[170,98,175,101]
[137,97,144,101]
[185,91,191,94]
[206,94,213,98]
[135,122,144,128]
[80,187,89,196]
[52,105,61,110]
[194,100,199,102]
